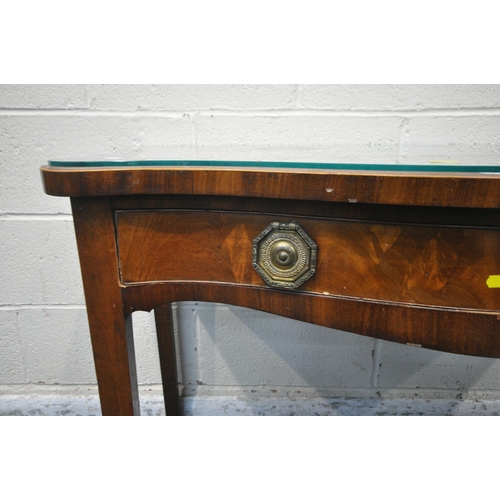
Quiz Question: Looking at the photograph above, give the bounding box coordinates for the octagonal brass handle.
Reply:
[252,221,317,289]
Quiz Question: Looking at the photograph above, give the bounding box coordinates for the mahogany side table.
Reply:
[41,160,500,415]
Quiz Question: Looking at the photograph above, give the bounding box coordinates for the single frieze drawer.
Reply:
[115,209,500,311]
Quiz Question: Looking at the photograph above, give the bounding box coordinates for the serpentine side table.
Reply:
[41,160,500,416]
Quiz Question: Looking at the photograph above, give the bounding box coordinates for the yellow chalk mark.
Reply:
[486,275,500,288]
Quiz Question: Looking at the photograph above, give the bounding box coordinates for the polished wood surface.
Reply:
[71,197,139,416]
[41,165,500,208]
[41,164,500,415]
[122,282,500,358]
[116,209,500,310]
[154,303,180,416]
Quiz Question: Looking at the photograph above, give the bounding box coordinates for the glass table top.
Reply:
[48,145,500,173]
[48,158,500,173]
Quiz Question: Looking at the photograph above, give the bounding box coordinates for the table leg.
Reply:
[71,197,140,416]
[154,303,181,416]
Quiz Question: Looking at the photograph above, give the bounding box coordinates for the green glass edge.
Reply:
[48,159,500,173]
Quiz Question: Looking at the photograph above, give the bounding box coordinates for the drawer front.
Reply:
[115,210,500,311]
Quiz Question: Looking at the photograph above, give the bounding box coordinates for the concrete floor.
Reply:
[2,391,500,416]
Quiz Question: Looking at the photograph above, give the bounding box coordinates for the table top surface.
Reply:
[42,152,500,208]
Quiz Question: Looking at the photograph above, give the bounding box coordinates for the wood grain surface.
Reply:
[71,197,140,415]
[116,210,500,311]
[41,165,500,208]
[122,281,500,359]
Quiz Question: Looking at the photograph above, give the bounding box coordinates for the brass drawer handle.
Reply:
[252,221,317,289]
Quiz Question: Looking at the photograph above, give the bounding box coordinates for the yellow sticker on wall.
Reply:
[486,275,500,288]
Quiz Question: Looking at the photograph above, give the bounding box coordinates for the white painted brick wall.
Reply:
[0,85,88,109]
[299,84,500,110]
[88,84,298,111]
[2,84,500,411]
